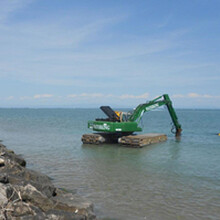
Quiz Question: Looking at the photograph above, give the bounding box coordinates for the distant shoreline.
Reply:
[0,107,220,110]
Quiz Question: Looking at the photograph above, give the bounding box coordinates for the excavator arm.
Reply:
[163,94,182,136]
[128,94,182,136]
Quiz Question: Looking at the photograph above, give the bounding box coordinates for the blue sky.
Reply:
[0,0,220,108]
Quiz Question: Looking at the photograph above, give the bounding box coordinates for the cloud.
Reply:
[19,94,54,100]
[188,93,220,99]
[172,93,220,99]
[67,92,149,100]
[67,93,104,98]
[33,94,53,99]
[62,29,188,63]
[6,96,14,100]
[0,9,131,86]
[20,96,31,100]
[188,93,200,98]
[80,93,104,98]
[0,0,31,23]
[172,94,185,98]
[0,0,197,99]
[18,92,150,101]
[119,93,149,99]
[67,94,77,98]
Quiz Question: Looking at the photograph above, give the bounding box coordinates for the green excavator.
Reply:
[82,94,182,145]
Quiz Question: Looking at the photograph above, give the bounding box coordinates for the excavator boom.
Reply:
[128,94,182,136]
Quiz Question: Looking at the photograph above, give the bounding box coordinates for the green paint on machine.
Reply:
[88,121,142,133]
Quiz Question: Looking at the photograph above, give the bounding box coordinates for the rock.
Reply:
[6,201,34,217]
[17,184,96,219]
[18,204,47,220]
[5,184,19,202]
[0,213,5,220]
[0,144,97,219]
[0,143,26,167]
[0,173,9,184]
[46,209,87,220]
[17,184,55,212]
[6,202,47,219]
[1,160,56,198]
[21,169,57,197]
[0,183,8,207]
[5,151,26,167]
[53,191,96,219]
[0,158,5,167]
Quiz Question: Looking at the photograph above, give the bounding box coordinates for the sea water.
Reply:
[0,108,219,220]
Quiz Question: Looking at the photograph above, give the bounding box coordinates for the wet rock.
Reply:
[16,184,96,219]
[1,159,56,198]
[53,191,96,219]
[0,143,26,167]
[45,209,87,220]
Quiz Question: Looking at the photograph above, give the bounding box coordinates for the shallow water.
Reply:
[0,108,220,219]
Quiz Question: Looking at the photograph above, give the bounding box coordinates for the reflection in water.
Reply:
[169,142,181,160]
[175,135,181,143]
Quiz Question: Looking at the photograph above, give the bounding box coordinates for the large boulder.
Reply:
[17,184,55,212]
[1,157,56,198]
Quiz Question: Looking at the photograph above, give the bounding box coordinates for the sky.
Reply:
[0,0,220,108]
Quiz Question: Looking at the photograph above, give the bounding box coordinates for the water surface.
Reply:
[0,108,219,219]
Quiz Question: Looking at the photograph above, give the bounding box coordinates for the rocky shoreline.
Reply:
[0,143,96,220]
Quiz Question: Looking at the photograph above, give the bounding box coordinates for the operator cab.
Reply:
[96,106,132,122]
[96,106,120,122]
